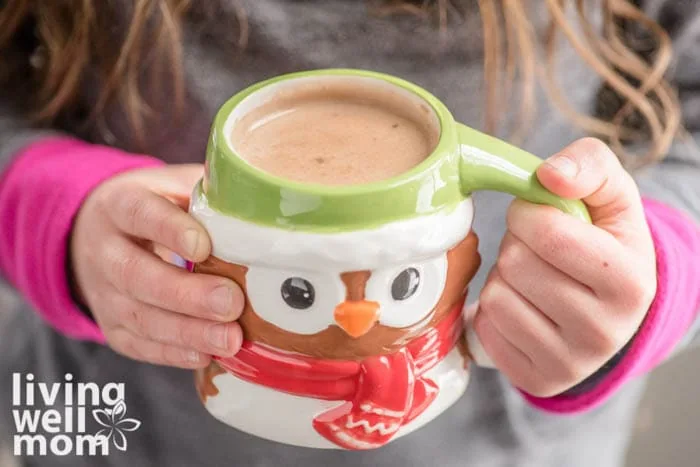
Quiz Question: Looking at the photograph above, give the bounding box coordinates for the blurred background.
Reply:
[626,347,700,466]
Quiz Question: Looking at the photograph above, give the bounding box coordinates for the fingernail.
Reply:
[207,324,229,351]
[184,350,201,363]
[209,285,234,318]
[546,155,578,179]
[183,229,200,258]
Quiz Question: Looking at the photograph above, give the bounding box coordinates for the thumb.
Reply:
[143,163,205,209]
[535,138,645,226]
[160,163,205,193]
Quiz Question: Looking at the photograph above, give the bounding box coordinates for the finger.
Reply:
[496,233,637,359]
[107,186,211,262]
[496,232,599,328]
[114,297,243,357]
[479,270,564,364]
[118,164,205,207]
[506,200,649,296]
[156,163,206,194]
[103,237,244,321]
[150,164,207,210]
[107,327,212,369]
[477,276,590,395]
[472,308,537,390]
[535,137,647,229]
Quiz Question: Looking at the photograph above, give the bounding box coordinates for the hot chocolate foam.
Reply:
[230,78,440,185]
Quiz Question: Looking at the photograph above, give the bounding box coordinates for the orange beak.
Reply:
[333,300,380,338]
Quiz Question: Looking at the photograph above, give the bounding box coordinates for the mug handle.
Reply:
[457,123,591,368]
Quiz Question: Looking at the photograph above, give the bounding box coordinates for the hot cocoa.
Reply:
[231,79,439,185]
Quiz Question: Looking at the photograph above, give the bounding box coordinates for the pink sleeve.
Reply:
[0,137,164,343]
[524,198,700,413]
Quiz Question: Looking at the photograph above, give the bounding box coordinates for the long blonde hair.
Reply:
[0,0,681,169]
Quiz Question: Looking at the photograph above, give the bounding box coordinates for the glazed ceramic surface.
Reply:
[190,69,590,450]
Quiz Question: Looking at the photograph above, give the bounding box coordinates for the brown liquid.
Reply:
[231,80,440,185]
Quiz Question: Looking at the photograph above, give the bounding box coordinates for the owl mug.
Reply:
[189,69,591,450]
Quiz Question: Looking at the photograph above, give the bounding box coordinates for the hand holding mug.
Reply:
[470,138,657,397]
[70,164,244,368]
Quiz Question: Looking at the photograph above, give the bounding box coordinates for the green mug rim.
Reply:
[209,68,457,198]
[200,68,591,232]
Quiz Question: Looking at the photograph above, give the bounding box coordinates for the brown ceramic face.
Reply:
[194,232,480,360]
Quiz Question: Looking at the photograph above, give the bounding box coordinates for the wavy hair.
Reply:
[0,0,681,169]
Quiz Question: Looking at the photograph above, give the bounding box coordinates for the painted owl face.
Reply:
[192,233,479,359]
[244,254,448,338]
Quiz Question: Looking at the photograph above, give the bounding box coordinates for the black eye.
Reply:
[281,277,315,310]
[391,268,420,301]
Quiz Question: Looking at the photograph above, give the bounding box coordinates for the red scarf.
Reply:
[216,299,465,450]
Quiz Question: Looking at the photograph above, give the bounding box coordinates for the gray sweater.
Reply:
[1,1,700,466]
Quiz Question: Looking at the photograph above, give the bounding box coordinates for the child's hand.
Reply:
[472,138,657,397]
[70,164,244,369]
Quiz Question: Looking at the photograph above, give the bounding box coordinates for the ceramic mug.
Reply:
[189,69,590,450]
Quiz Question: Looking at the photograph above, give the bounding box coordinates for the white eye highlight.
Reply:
[365,254,448,328]
[245,266,344,335]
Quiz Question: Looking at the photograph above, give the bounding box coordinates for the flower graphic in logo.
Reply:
[92,400,141,451]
